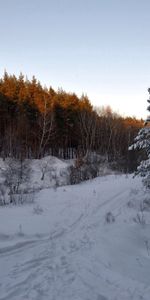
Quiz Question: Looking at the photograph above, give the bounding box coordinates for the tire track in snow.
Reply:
[0,176,146,300]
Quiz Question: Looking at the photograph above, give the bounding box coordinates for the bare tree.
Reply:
[78,110,98,159]
[38,96,54,158]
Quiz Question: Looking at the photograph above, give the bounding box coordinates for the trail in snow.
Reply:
[0,175,150,300]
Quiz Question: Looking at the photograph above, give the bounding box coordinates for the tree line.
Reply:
[0,71,143,171]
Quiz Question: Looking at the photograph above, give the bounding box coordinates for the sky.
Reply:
[0,0,150,119]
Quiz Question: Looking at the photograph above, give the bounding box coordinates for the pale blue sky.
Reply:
[0,0,150,118]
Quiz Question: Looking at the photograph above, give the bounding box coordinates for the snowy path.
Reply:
[0,175,150,300]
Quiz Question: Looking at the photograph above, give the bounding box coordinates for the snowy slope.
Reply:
[0,156,72,195]
[0,175,150,300]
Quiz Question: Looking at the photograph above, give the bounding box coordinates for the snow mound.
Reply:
[30,156,71,190]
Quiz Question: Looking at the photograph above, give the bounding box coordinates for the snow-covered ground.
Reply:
[0,174,150,300]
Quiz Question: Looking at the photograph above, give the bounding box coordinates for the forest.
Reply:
[0,71,143,172]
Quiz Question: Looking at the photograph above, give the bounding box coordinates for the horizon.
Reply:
[1,0,150,119]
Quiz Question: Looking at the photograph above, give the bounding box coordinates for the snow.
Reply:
[0,156,72,193]
[30,156,72,189]
[0,173,150,300]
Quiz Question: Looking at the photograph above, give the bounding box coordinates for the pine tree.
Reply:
[129,89,150,188]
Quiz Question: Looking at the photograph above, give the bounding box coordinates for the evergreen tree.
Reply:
[0,71,143,162]
[129,89,150,188]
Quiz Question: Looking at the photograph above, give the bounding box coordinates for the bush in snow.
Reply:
[69,156,99,185]
[133,213,146,226]
[1,158,31,204]
[143,198,150,211]
[33,205,43,215]
[129,89,150,189]
[132,201,146,226]
[105,212,115,223]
